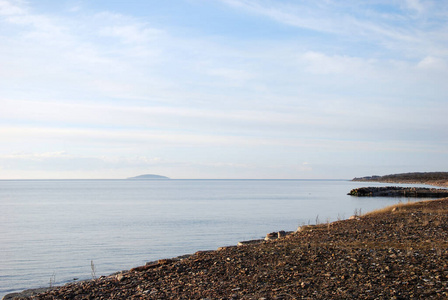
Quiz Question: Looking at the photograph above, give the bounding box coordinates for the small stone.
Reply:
[278,231,286,238]
[265,232,278,241]
[115,273,124,282]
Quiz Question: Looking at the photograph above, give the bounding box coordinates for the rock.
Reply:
[115,273,125,282]
[158,258,175,265]
[348,186,448,197]
[217,246,237,251]
[297,225,315,232]
[3,288,53,300]
[237,239,264,246]
[264,230,291,241]
[265,232,278,241]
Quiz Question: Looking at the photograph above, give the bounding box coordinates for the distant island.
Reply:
[352,172,448,187]
[127,174,170,180]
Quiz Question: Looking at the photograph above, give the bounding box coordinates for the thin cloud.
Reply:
[0,0,26,16]
[220,0,448,58]
[0,0,447,179]
[404,0,426,14]
[98,25,163,44]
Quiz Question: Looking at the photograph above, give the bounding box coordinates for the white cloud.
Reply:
[0,151,71,160]
[93,11,165,45]
[0,151,258,179]
[300,162,312,172]
[68,4,82,13]
[0,151,168,176]
[404,0,426,14]
[98,25,163,44]
[0,0,26,16]
[0,2,170,103]
[0,126,270,148]
[1,4,67,42]
[417,56,447,70]
[0,97,337,136]
[300,51,368,75]
[208,68,254,82]
[220,0,336,34]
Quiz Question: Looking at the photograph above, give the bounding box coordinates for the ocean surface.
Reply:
[0,179,435,297]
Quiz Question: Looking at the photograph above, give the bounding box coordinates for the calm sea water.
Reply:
[0,179,434,297]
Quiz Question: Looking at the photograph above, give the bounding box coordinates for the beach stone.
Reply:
[278,230,286,238]
[115,273,124,282]
[265,232,278,241]
[297,225,316,232]
[218,246,237,251]
[237,239,264,246]
[158,258,174,265]
[297,225,306,232]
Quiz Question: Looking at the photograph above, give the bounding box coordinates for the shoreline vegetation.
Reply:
[6,173,448,299]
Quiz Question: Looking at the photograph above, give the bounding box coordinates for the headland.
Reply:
[352,172,448,187]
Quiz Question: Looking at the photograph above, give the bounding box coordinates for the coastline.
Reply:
[353,179,448,188]
[7,197,448,299]
[352,173,448,188]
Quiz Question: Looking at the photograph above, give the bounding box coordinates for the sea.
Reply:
[0,179,436,298]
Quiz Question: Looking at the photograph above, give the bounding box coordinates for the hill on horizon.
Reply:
[127,174,170,180]
[353,172,448,181]
[352,172,448,187]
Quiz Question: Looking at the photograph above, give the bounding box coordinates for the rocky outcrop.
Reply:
[2,288,53,300]
[348,186,448,197]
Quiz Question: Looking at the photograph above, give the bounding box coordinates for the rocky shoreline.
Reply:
[348,186,448,197]
[7,198,448,299]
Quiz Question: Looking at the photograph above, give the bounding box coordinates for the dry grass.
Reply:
[362,199,436,217]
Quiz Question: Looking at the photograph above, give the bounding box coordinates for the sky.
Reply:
[0,0,447,179]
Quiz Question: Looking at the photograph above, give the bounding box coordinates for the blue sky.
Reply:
[0,0,447,179]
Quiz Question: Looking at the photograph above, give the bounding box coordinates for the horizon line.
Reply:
[0,178,351,181]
